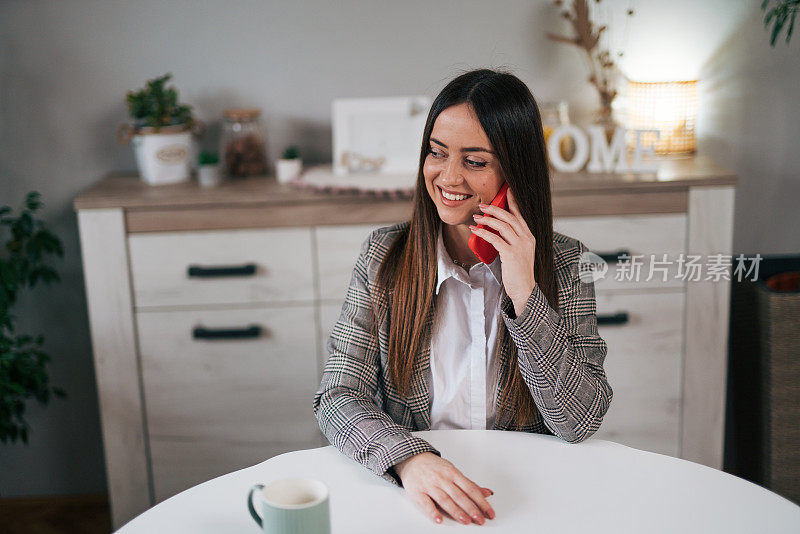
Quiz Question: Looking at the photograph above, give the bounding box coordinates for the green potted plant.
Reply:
[197,150,222,188]
[276,145,302,184]
[1,192,66,444]
[116,73,205,186]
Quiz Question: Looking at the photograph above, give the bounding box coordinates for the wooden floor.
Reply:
[0,494,111,534]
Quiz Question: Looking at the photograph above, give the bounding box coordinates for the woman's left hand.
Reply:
[470,188,537,317]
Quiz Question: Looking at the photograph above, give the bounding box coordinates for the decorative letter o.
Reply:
[548,125,589,173]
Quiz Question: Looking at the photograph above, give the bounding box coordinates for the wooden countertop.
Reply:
[74,154,736,211]
[73,154,736,232]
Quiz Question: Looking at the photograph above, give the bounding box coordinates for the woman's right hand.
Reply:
[393,452,496,525]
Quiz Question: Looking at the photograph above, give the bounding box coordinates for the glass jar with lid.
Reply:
[220,108,268,178]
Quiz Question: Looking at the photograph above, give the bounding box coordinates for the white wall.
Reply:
[1,0,796,497]
[699,3,800,253]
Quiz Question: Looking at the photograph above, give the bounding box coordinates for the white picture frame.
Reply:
[332,96,431,177]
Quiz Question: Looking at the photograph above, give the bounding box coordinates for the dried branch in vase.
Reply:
[547,0,635,127]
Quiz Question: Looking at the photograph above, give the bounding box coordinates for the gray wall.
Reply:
[1,0,797,497]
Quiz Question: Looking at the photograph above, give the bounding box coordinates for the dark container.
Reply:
[726,254,800,505]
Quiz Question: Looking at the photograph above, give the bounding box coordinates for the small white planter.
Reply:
[276,158,302,184]
[131,125,193,186]
[197,164,222,187]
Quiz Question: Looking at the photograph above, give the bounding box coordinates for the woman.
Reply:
[313,68,612,526]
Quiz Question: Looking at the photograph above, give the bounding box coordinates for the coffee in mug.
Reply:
[247,478,330,534]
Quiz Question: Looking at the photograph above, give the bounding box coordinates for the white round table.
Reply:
[116,430,800,533]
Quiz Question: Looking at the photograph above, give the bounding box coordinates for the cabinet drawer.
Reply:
[128,228,314,307]
[554,214,686,292]
[150,437,324,503]
[593,290,685,456]
[315,224,386,302]
[137,306,321,444]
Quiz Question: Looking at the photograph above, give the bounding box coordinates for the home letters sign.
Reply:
[548,126,661,174]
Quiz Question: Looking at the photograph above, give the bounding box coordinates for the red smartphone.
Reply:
[468,182,509,264]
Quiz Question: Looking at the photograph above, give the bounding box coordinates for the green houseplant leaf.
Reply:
[762,0,800,46]
[125,73,195,132]
[0,191,66,444]
[198,151,220,166]
[282,145,300,160]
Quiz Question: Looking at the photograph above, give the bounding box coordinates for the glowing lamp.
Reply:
[624,81,698,154]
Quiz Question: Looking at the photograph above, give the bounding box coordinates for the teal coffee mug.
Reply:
[247,478,330,534]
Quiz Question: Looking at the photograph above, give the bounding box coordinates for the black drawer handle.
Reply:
[597,250,632,264]
[187,263,257,278]
[597,312,629,325]
[192,325,262,339]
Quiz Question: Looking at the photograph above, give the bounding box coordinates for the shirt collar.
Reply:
[435,227,503,294]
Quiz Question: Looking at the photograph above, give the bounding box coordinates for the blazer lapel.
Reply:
[405,305,435,431]
[493,289,514,430]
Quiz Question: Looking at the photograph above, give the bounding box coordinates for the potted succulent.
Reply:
[276,145,302,184]
[1,192,66,444]
[117,73,205,186]
[197,151,222,188]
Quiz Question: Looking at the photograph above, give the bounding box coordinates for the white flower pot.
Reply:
[197,164,222,187]
[132,126,193,186]
[276,158,302,184]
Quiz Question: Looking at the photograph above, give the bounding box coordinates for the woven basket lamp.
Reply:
[624,80,698,154]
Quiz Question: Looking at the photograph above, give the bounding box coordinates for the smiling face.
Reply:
[423,102,505,230]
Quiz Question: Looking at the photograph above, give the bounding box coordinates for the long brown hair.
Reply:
[373,68,558,428]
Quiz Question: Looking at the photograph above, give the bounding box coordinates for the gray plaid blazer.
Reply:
[313,221,612,485]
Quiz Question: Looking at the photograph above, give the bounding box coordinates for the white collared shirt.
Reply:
[429,228,503,430]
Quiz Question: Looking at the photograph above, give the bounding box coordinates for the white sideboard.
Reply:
[74,156,736,528]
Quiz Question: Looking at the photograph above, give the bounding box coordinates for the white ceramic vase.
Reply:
[132,125,194,186]
[197,164,222,188]
[276,158,302,184]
